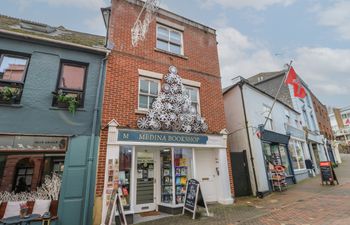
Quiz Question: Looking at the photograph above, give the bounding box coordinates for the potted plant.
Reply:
[54,90,79,114]
[0,86,20,104]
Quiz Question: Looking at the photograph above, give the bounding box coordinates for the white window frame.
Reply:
[289,139,306,170]
[156,24,184,55]
[138,76,160,111]
[262,105,273,130]
[184,85,200,115]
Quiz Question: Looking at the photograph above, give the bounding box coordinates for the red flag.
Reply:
[285,66,297,85]
[293,82,306,99]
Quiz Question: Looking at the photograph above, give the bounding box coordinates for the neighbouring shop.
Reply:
[260,129,295,187]
[102,125,232,224]
[0,135,67,193]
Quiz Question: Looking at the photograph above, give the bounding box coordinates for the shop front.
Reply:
[101,122,233,224]
[260,129,295,187]
[0,134,68,224]
[286,125,310,182]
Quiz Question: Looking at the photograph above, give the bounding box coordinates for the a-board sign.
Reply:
[105,189,127,225]
[105,187,118,225]
[320,161,339,185]
[182,179,209,219]
[116,192,127,225]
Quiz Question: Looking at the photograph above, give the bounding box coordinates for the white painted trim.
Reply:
[138,69,163,80]
[182,79,201,88]
[156,17,185,31]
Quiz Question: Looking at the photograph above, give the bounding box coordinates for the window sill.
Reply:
[0,103,23,108]
[154,48,188,60]
[135,109,148,115]
[49,107,86,112]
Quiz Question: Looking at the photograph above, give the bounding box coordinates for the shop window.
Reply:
[42,156,65,179]
[263,143,292,176]
[174,148,193,205]
[160,149,172,204]
[119,146,132,210]
[138,77,160,110]
[52,61,87,109]
[13,158,34,193]
[0,54,29,105]
[279,145,292,175]
[184,86,200,114]
[288,140,306,170]
[0,156,6,184]
[156,25,183,55]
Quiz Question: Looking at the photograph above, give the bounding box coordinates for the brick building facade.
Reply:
[310,92,334,141]
[94,0,233,224]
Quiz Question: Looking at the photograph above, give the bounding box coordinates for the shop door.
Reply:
[195,149,217,202]
[135,150,157,212]
[231,151,252,197]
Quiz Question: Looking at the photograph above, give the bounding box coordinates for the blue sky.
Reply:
[0,0,349,108]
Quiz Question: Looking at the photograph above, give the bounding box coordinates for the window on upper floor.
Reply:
[156,24,183,55]
[0,54,29,105]
[184,85,200,114]
[52,61,87,112]
[138,76,160,111]
[263,105,273,130]
[285,110,291,125]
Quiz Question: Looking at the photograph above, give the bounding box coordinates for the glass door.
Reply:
[135,150,157,212]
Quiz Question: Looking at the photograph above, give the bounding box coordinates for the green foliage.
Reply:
[0,86,20,102]
[56,91,79,114]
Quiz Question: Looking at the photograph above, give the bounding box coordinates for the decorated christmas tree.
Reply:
[137,66,208,133]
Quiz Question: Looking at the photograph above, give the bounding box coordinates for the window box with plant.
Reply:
[0,54,29,105]
[52,89,82,113]
[0,85,22,104]
[52,61,87,114]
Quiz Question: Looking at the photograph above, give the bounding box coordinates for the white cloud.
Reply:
[17,0,107,10]
[294,47,350,97]
[217,26,283,86]
[217,26,350,106]
[316,1,350,40]
[201,0,295,10]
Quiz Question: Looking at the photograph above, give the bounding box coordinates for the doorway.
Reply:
[230,150,252,197]
[195,149,218,202]
[134,149,157,212]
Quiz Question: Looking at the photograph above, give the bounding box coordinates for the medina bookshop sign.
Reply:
[118,130,208,145]
[182,179,209,219]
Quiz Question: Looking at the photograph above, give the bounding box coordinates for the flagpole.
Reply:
[262,60,293,129]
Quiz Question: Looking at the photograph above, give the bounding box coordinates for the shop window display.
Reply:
[119,146,132,210]
[263,143,292,176]
[160,149,172,204]
[288,140,306,170]
[174,148,192,205]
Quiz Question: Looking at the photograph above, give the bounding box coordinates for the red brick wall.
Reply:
[0,155,43,192]
[96,0,228,196]
[311,92,334,140]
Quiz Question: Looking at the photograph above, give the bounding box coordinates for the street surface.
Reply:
[139,154,350,225]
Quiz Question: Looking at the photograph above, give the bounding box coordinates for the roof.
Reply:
[247,70,286,85]
[223,77,300,114]
[0,14,106,50]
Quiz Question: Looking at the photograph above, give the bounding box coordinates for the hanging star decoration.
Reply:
[137,66,208,133]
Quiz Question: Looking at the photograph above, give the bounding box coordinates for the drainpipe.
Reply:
[82,53,109,225]
[239,82,259,197]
